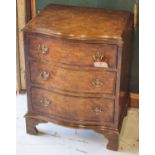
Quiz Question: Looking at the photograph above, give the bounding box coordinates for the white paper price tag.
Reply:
[94,62,108,68]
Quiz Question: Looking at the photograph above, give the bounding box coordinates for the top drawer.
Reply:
[28,35,118,69]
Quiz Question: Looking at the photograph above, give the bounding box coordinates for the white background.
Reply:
[0,0,155,154]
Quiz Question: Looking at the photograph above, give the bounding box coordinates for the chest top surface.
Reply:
[24,4,132,41]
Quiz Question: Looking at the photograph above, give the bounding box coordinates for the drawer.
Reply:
[31,88,115,123]
[28,35,117,68]
[30,61,116,95]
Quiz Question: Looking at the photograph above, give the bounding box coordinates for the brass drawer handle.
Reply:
[91,79,104,87]
[93,51,104,62]
[40,97,51,107]
[38,44,49,54]
[93,51,108,68]
[92,107,102,114]
[40,71,50,80]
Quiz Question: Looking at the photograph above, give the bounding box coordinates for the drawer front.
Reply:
[28,35,117,68]
[30,61,116,95]
[31,88,114,123]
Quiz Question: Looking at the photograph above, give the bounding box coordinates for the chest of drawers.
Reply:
[23,4,133,151]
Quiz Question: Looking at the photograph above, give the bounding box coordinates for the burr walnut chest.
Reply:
[23,4,133,151]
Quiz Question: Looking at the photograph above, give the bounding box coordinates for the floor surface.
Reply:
[16,94,139,155]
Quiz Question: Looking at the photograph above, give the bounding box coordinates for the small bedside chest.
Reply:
[23,4,133,151]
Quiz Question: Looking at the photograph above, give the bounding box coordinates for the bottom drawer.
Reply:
[31,88,115,123]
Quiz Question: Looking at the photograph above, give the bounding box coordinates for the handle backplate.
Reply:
[40,97,50,107]
[40,71,50,80]
[93,51,104,62]
[38,44,49,54]
[91,79,104,87]
[92,107,103,114]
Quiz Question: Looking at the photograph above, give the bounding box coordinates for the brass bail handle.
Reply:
[40,71,50,80]
[92,107,102,114]
[38,44,49,54]
[91,79,104,87]
[40,97,51,107]
[93,51,104,62]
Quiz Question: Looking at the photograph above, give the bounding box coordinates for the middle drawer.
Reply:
[30,61,116,95]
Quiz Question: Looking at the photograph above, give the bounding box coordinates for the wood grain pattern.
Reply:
[31,87,115,124]
[23,4,131,41]
[30,61,116,95]
[23,4,133,151]
[28,34,118,68]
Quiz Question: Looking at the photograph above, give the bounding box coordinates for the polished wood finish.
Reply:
[29,35,117,68]
[23,4,133,151]
[24,4,131,42]
[31,88,115,123]
[30,61,116,95]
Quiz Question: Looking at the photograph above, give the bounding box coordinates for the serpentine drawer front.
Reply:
[31,88,115,124]
[30,61,116,95]
[24,4,133,151]
[28,35,117,68]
